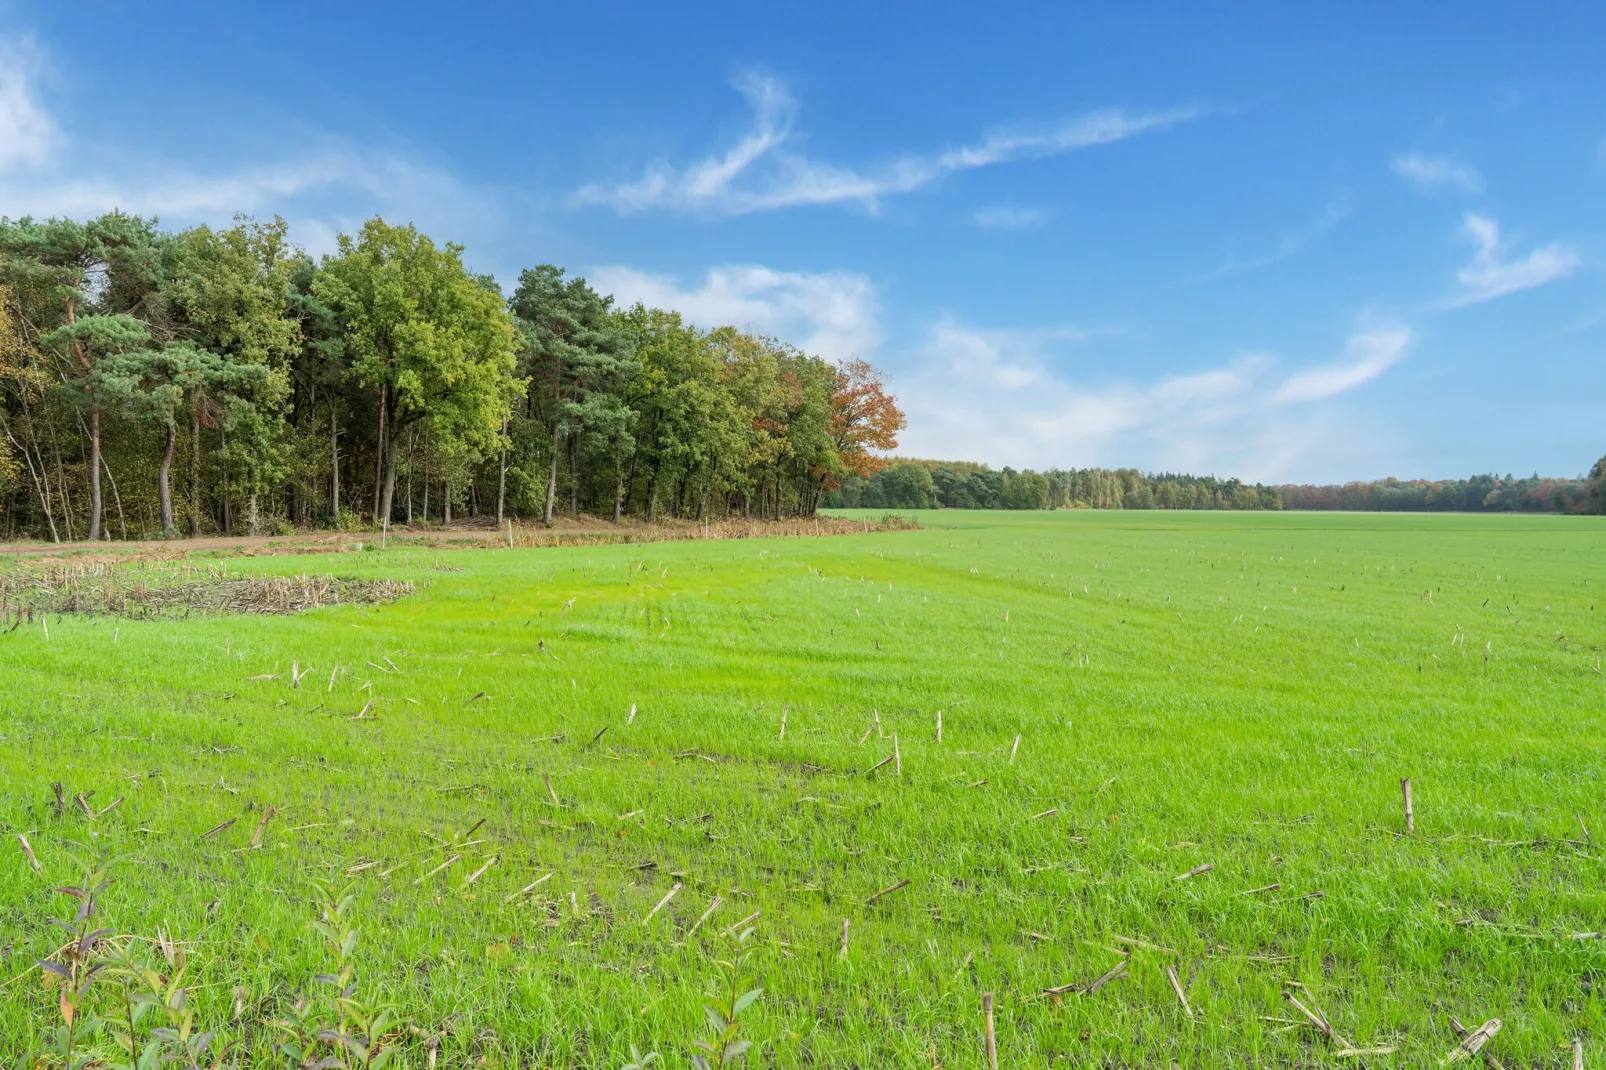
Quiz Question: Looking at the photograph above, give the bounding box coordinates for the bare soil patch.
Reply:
[1,561,414,620]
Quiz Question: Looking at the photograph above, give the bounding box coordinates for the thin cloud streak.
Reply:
[1452,213,1579,305]
[1273,324,1411,403]
[1202,197,1348,279]
[574,73,1200,216]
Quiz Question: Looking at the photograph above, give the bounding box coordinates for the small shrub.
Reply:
[691,926,762,1070]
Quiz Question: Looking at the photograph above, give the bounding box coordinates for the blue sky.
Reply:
[2,2,1601,482]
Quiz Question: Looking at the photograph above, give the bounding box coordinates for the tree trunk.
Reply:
[621,444,641,518]
[372,384,387,522]
[301,379,316,527]
[190,408,201,536]
[496,416,508,524]
[329,399,340,520]
[614,473,625,524]
[158,421,176,535]
[421,465,430,523]
[72,407,122,539]
[248,490,260,536]
[49,418,73,542]
[444,478,453,525]
[220,427,231,534]
[63,297,102,541]
[5,420,58,542]
[379,424,399,525]
[543,422,559,524]
[86,400,102,540]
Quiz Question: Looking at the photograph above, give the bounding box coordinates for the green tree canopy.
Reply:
[316,218,520,523]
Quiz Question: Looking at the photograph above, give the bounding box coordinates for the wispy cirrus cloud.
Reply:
[1391,152,1481,193]
[588,262,881,363]
[1273,324,1411,403]
[1453,213,1579,305]
[573,72,1200,217]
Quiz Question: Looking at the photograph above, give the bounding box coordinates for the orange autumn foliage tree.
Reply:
[828,357,905,485]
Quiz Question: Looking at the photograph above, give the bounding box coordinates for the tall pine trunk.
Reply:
[87,401,102,539]
[64,298,103,541]
[543,422,558,524]
[158,421,176,536]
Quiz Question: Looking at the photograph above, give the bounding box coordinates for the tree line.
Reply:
[1278,470,1606,514]
[828,460,1606,515]
[0,213,905,542]
[824,462,1284,510]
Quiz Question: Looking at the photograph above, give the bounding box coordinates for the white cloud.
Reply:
[588,263,880,362]
[574,73,1199,216]
[1273,324,1411,403]
[1391,152,1481,193]
[1453,213,1579,305]
[971,204,1048,230]
[0,38,57,171]
[893,318,1413,481]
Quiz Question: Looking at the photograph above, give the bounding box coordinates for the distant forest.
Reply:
[825,462,1283,511]
[1278,471,1601,513]
[825,460,1606,514]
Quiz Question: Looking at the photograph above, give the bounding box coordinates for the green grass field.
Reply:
[2,510,1603,1067]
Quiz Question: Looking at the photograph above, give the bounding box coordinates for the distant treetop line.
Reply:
[826,459,1606,515]
[0,212,904,542]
